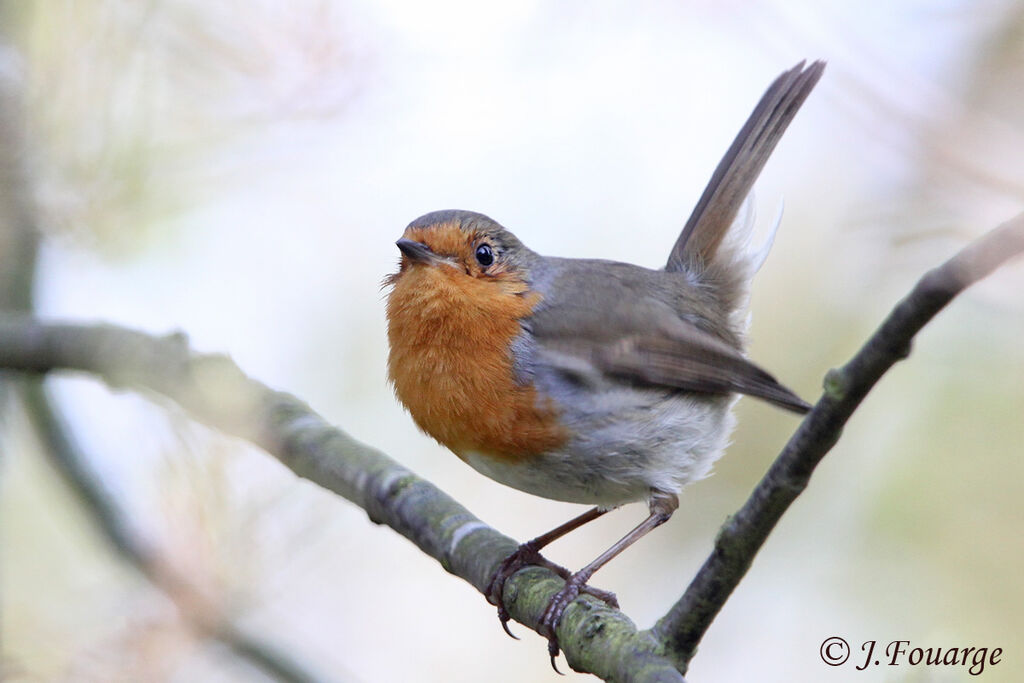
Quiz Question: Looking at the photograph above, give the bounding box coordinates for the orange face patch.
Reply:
[389,222,520,285]
[386,223,569,461]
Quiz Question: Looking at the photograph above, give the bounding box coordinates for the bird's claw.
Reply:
[549,641,564,675]
[487,545,538,605]
[538,574,618,672]
[487,545,618,670]
[496,604,519,640]
[538,578,580,670]
[486,542,553,638]
[580,584,618,610]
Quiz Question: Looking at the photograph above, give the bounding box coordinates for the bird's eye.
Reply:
[475,243,494,267]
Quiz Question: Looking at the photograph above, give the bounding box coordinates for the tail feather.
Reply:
[746,198,784,276]
[666,60,825,274]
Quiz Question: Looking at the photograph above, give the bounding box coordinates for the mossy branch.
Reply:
[0,316,685,682]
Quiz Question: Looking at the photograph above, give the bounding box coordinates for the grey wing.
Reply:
[531,295,811,414]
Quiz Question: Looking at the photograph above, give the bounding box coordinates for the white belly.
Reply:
[462,392,738,508]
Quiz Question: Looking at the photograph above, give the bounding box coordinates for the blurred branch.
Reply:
[0,318,686,683]
[652,211,1024,671]
[0,50,37,313]
[0,22,326,683]
[19,382,327,683]
[0,38,39,416]
[1,214,1020,680]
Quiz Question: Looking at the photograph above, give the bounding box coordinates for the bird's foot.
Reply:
[538,572,613,673]
[486,544,617,642]
[486,542,560,638]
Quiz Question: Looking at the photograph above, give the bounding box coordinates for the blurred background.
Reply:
[1,1,1022,681]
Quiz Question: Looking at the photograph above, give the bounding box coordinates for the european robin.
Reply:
[385,60,823,668]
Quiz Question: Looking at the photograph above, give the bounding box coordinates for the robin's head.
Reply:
[385,210,535,292]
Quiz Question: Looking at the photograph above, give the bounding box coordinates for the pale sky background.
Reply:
[4,1,1024,682]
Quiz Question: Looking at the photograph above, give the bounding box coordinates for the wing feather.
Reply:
[531,293,810,413]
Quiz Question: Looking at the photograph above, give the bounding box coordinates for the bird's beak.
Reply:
[396,238,442,266]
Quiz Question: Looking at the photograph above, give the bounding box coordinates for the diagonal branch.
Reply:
[651,211,1024,671]
[0,317,686,683]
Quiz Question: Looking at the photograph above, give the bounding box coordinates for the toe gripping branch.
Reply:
[485,493,678,672]
[486,539,619,641]
[486,540,620,674]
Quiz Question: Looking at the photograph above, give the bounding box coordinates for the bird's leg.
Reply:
[539,491,679,672]
[486,506,616,638]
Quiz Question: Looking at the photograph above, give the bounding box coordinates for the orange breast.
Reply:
[386,264,569,462]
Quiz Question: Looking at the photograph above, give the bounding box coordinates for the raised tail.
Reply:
[666,60,824,274]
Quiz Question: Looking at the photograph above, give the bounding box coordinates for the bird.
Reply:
[384,60,823,669]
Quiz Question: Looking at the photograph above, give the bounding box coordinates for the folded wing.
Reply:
[532,293,810,414]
